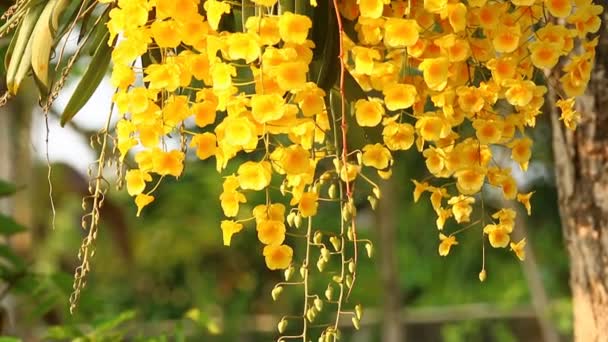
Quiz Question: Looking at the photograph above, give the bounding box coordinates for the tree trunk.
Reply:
[550,6,608,341]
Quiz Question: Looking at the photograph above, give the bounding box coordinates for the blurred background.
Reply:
[0,72,571,341]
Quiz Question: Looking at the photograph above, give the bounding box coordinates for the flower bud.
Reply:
[347,198,356,216]
[347,226,354,240]
[317,258,326,272]
[272,286,283,301]
[365,243,373,258]
[314,298,323,311]
[328,184,337,199]
[287,212,296,227]
[373,187,381,199]
[284,266,294,281]
[306,308,316,322]
[294,214,303,229]
[320,172,332,183]
[313,231,323,244]
[352,317,360,330]
[325,285,334,301]
[332,158,341,174]
[479,269,487,282]
[368,195,378,210]
[345,274,353,289]
[355,304,363,320]
[348,261,356,273]
[278,318,288,333]
[330,236,341,251]
[321,247,330,261]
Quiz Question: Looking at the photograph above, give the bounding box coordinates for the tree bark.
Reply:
[550,5,608,341]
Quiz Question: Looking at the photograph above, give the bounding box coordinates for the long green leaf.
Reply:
[89,310,136,337]
[0,245,25,271]
[60,32,112,127]
[0,180,17,197]
[31,0,70,94]
[5,0,46,95]
[3,20,20,72]
[312,0,338,91]
[83,9,111,56]
[45,326,85,340]
[0,337,22,342]
[70,0,98,43]
[0,214,26,236]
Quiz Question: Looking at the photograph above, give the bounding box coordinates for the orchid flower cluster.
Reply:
[74,0,603,339]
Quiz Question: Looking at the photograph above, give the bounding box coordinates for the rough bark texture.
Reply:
[550,5,608,341]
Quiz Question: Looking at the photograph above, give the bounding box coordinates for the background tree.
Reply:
[550,1,608,340]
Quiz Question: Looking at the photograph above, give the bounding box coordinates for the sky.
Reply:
[30,76,117,174]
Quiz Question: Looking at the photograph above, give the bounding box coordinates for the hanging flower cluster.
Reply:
[110,0,329,273]
[77,0,604,339]
[107,1,353,338]
[337,0,601,267]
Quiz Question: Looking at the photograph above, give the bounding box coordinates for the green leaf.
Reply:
[175,321,185,342]
[72,1,103,45]
[28,291,62,319]
[343,69,367,102]
[311,0,338,91]
[3,20,19,73]
[83,10,111,56]
[0,180,17,197]
[0,245,26,270]
[0,337,23,342]
[60,32,112,126]
[89,310,136,337]
[11,273,40,294]
[45,325,84,340]
[0,214,26,236]
[5,0,47,95]
[30,0,71,95]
